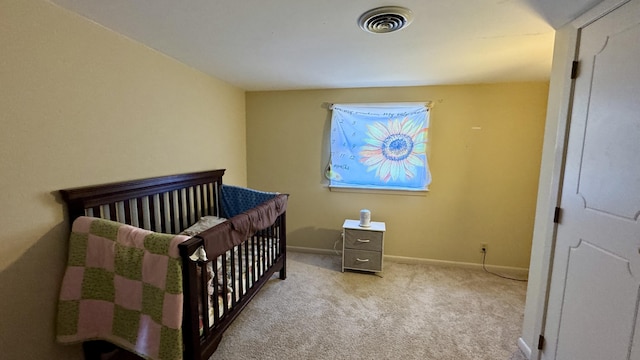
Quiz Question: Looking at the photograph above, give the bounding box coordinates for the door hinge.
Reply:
[538,334,545,350]
[571,60,579,79]
[553,207,562,224]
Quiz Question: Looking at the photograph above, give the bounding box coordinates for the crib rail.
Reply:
[60,170,224,234]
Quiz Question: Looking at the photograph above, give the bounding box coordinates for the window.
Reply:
[328,103,431,191]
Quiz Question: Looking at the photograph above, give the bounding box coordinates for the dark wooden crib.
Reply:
[59,169,288,359]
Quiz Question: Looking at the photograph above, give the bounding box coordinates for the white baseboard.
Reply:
[287,246,340,256]
[517,337,532,359]
[384,254,529,277]
[287,246,529,277]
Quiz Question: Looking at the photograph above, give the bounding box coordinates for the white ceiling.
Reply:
[48,0,602,91]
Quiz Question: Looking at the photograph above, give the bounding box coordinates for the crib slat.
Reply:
[252,237,258,286]
[124,200,132,224]
[243,241,250,291]
[221,255,229,312]
[266,228,271,267]
[193,186,201,219]
[199,187,204,218]
[216,184,221,215]
[200,185,207,217]
[265,232,269,270]
[199,184,207,218]
[259,234,265,276]
[148,195,157,232]
[238,245,245,301]
[276,219,281,256]
[108,204,117,221]
[178,189,186,231]
[212,264,220,324]
[212,183,218,216]
[135,198,145,229]
[160,193,169,233]
[199,262,210,335]
[272,222,277,257]
[271,225,276,265]
[265,230,269,268]
[230,248,237,307]
[195,186,201,220]
[203,183,210,215]
[168,191,177,234]
[186,187,194,226]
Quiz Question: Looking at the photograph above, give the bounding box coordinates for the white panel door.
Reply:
[542,0,640,359]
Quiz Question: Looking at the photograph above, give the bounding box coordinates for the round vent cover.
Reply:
[358,6,413,34]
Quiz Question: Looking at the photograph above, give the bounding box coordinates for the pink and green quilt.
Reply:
[56,216,190,360]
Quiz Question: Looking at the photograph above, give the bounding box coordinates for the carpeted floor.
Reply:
[212,251,528,360]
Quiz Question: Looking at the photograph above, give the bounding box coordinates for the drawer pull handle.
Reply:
[356,258,370,262]
[356,239,370,243]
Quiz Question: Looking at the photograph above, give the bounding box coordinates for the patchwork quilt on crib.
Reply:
[56,216,190,360]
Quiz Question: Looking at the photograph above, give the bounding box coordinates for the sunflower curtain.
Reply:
[328,103,431,191]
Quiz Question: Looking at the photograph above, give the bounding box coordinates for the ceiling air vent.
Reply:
[358,6,413,34]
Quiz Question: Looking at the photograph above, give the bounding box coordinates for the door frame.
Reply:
[523,0,632,359]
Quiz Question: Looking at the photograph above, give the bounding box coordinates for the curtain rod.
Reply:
[322,101,434,110]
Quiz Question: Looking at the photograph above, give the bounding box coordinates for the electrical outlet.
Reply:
[480,243,488,253]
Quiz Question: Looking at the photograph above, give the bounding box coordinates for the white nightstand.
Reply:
[342,219,386,273]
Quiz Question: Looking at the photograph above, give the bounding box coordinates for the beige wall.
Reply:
[246,83,548,269]
[0,0,246,358]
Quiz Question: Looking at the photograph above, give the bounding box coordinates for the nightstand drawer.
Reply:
[344,229,383,251]
[343,249,382,271]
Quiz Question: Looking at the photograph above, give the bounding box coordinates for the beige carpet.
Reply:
[212,251,528,360]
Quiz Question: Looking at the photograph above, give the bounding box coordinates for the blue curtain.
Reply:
[329,103,431,191]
